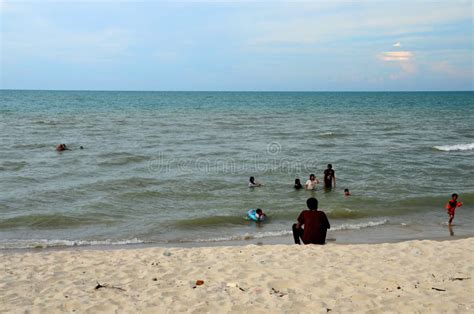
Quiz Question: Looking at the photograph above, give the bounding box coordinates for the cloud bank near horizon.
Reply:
[1,0,472,91]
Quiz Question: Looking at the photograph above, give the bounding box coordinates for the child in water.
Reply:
[294,178,303,189]
[255,208,266,221]
[344,188,351,197]
[445,193,463,225]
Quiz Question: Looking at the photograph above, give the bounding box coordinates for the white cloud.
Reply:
[242,1,472,50]
[379,51,416,80]
[380,51,413,61]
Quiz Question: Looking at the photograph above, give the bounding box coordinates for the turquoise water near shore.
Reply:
[0,90,473,249]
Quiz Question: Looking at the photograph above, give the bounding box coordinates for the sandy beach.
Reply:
[1,238,473,313]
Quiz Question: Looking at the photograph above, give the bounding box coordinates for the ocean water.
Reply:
[0,90,473,249]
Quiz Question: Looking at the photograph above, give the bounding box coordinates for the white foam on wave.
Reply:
[433,143,474,151]
[193,220,389,243]
[0,238,147,250]
[331,219,388,231]
[1,220,390,249]
[192,230,293,243]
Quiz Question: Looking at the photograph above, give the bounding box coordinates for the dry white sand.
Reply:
[1,238,473,313]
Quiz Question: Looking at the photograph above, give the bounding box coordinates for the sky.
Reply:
[0,0,473,91]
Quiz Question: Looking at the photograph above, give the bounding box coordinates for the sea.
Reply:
[0,90,473,250]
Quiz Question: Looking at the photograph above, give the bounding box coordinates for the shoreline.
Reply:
[1,232,472,255]
[1,238,473,312]
[3,211,472,253]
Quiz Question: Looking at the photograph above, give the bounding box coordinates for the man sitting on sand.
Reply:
[292,197,330,245]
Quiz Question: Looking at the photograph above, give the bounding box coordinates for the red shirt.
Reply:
[445,200,462,215]
[297,210,330,244]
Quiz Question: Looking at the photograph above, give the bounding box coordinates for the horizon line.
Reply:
[1,88,473,93]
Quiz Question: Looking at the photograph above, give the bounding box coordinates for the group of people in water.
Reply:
[247,164,345,244]
[248,163,464,243]
[55,144,463,238]
[298,164,336,190]
[249,164,348,194]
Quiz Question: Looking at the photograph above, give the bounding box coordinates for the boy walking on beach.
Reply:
[292,198,330,245]
[446,193,463,226]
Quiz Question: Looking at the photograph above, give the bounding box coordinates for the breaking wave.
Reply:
[192,219,389,243]
[0,220,389,249]
[433,143,474,151]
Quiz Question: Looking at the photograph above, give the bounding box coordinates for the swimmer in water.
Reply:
[248,176,263,187]
[56,144,68,152]
[255,208,266,221]
[344,188,351,197]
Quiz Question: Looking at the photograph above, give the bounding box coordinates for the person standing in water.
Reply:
[304,174,319,190]
[294,178,303,189]
[323,164,336,189]
[445,193,463,226]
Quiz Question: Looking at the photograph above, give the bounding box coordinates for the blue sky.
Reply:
[1,0,472,91]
